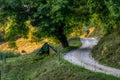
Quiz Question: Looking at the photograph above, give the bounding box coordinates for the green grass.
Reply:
[69,37,82,47]
[1,54,120,80]
[0,37,120,80]
[92,32,120,69]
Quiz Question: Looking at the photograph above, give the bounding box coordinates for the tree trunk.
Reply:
[55,25,69,48]
[57,33,69,48]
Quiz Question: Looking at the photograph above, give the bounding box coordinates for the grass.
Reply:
[1,54,120,80]
[0,37,120,80]
[92,32,120,69]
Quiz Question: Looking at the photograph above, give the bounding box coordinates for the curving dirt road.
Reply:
[63,38,120,77]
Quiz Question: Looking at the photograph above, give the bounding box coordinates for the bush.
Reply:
[0,51,21,58]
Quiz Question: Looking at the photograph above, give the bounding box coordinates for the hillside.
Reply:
[92,32,120,69]
[1,53,120,80]
[0,37,120,80]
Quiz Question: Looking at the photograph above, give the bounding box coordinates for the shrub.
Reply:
[0,51,21,58]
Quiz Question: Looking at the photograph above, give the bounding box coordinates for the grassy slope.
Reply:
[1,37,120,80]
[1,53,120,80]
[92,32,120,69]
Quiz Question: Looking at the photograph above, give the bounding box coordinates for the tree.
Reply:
[88,0,120,35]
[30,0,74,48]
[0,0,75,48]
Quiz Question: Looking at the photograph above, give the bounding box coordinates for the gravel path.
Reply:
[63,38,120,77]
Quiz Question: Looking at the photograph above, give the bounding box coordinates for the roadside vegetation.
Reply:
[92,32,120,69]
[1,49,120,80]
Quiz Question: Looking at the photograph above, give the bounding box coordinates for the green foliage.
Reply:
[0,0,29,42]
[65,15,85,36]
[0,0,23,23]
[70,0,90,22]
[0,51,21,58]
[31,0,73,37]
[88,0,120,35]
[0,0,77,48]
[4,18,19,41]
[2,0,120,48]
[8,41,18,49]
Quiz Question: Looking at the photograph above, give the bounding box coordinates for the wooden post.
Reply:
[0,56,2,80]
[0,70,1,80]
[2,56,6,64]
[1,56,6,80]
[57,49,61,62]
